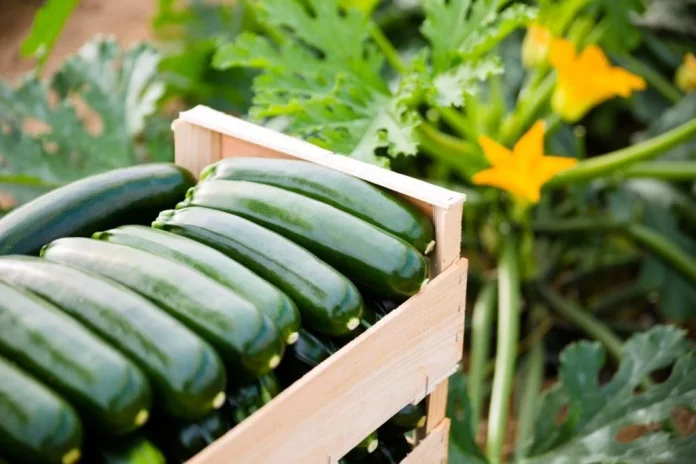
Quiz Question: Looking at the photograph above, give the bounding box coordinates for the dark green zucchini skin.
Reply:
[387,402,426,431]
[344,431,379,460]
[93,225,301,345]
[224,373,281,425]
[200,158,435,253]
[0,256,226,420]
[153,207,363,336]
[0,357,83,464]
[0,282,152,435]
[40,238,283,376]
[148,411,232,463]
[0,164,195,256]
[180,180,428,298]
[276,329,339,387]
[94,437,166,464]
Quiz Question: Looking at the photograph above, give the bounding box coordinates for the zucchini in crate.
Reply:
[41,238,284,376]
[153,207,364,336]
[0,283,151,435]
[0,357,83,464]
[180,180,428,298]
[148,411,232,463]
[0,256,227,420]
[93,225,301,345]
[94,437,166,464]
[224,372,281,425]
[0,164,195,256]
[200,158,435,254]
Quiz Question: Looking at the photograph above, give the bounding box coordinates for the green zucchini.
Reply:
[224,373,281,425]
[0,256,226,420]
[41,238,283,376]
[0,357,83,464]
[344,431,379,460]
[180,180,428,298]
[96,437,166,464]
[387,402,426,431]
[0,164,195,256]
[93,225,301,345]
[200,158,435,253]
[148,411,231,463]
[0,282,151,435]
[153,207,363,336]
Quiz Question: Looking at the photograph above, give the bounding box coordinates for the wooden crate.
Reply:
[173,106,468,464]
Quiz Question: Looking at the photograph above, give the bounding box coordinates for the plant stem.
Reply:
[548,118,696,186]
[486,235,521,464]
[532,217,624,234]
[621,161,696,181]
[515,329,545,459]
[440,107,477,140]
[617,53,682,104]
[500,74,556,145]
[418,121,485,176]
[627,223,696,288]
[367,21,407,74]
[468,280,497,433]
[537,285,624,361]
[590,283,655,315]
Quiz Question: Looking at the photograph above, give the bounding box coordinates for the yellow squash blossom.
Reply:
[472,121,577,203]
[676,53,696,92]
[549,38,646,122]
[522,23,553,69]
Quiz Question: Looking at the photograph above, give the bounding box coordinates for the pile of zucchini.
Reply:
[0,159,434,464]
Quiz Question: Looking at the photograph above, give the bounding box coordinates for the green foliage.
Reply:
[20,0,80,68]
[448,374,488,464]
[153,0,255,113]
[213,0,534,166]
[523,326,696,463]
[634,0,696,39]
[0,38,171,215]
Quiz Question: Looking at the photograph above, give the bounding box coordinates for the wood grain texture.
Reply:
[174,120,222,178]
[187,259,467,464]
[179,106,465,209]
[402,419,450,464]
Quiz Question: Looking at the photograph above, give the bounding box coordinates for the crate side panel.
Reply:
[187,259,467,464]
[401,419,450,464]
[174,120,222,179]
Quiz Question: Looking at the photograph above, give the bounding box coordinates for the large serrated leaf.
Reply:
[523,326,696,464]
[0,37,171,211]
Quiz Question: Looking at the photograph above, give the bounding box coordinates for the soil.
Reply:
[0,0,155,81]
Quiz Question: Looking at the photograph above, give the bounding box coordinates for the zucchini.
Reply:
[180,180,428,298]
[95,437,165,464]
[0,357,83,464]
[276,329,339,386]
[0,282,151,435]
[41,238,283,376]
[224,373,281,425]
[200,158,435,253]
[0,164,195,256]
[148,412,231,463]
[387,402,426,431]
[153,207,363,336]
[344,431,379,460]
[0,256,226,420]
[93,225,301,345]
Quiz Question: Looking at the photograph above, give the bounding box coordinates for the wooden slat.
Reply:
[178,106,465,209]
[188,259,467,464]
[402,419,450,464]
[174,120,222,178]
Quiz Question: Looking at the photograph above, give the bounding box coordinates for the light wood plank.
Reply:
[179,106,465,209]
[402,419,450,464]
[173,120,222,178]
[187,259,468,464]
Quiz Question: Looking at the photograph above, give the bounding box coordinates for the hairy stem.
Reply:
[621,161,696,181]
[486,235,521,464]
[548,118,696,186]
[468,280,497,433]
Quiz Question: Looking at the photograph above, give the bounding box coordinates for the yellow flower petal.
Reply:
[513,120,546,170]
[676,53,696,92]
[478,135,513,167]
[549,38,646,122]
[534,155,578,186]
[473,168,541,203]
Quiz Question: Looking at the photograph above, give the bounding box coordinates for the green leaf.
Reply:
[214,0,414,166]
[635,94,696,161]
[20,0,80,67]
[0,37,170,209]
[523,326,696,463]
[447,373,489,464]
[420,0,535,107]
[596,0,645,53]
